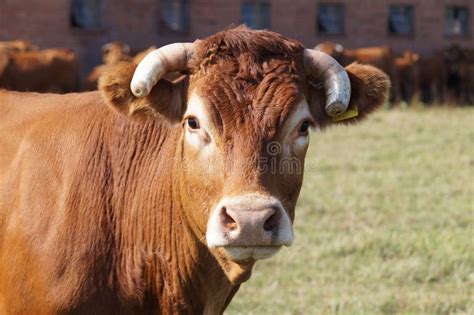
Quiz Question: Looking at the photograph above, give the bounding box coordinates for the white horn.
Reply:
[130,42,194,98]
[303,49,351,117]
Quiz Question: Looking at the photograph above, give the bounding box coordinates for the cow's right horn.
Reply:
[131,42,195,98]
[303,49,351,118]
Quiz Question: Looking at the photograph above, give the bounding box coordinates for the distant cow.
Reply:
[0,48,79,93]
[83,43,158,91]
[444,44,474,104]
[102,41,132,65]
[460,64,474,104]
[83,41,132,90]
[418,52,447,104]
[0,26,389,313]
[132,46,157,64]
[395,50,419,103]
[0,40,38,52]
[315,42,399,104]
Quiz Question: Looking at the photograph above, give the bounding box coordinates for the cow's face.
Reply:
[179,62,310,262]
[100,27,390,272]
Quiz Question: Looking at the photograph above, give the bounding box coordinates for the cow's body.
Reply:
[0,48,79,93]
[444,45,474,104]
[0,40,38,52]
[0,27,389,313]
[418,53,447,104]
[395,50,419,103]
[0,90,239,314]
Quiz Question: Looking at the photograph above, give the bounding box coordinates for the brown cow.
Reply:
[84,43,159,91]
[444,44,474,104]
[418,52,447,104]
[0,27,389,314]
[83,41,132,91]
[0,40,39,52]
[315,42,400,104]
[0,48,79,93]
[314,42,345,63]
[460,64,474,104]
[395,50,419,104]
[132,46,157,64]
[102,41,132,65]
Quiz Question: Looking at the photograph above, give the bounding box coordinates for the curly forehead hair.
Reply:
[189,25,305,81]
[186,26,305,140]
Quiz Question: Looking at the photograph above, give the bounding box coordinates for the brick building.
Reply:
[0,0,472,75]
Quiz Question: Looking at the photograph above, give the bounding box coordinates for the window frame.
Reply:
[445,5,470,38]
[316,3,346,36]
[158,0,191,35]
[69,0,105,31]
[387,4,415,37]
[241,1,272,30]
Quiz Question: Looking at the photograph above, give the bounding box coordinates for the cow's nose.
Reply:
[206,194,294,249]
[220,204,281,236]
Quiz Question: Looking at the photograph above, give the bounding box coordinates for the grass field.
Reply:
[227,107,474,315]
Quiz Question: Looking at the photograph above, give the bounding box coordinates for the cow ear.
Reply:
[308,63,390,129]
[99,62,187,123]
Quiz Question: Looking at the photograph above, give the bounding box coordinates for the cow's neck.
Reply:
[105,114,241,313]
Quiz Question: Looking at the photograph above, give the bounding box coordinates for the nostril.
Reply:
[221,207,238,230]
[263,209,281,232]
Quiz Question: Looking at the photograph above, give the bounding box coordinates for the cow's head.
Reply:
[100,27,389,276]
[314,42,345,63]
[101,41,131,65]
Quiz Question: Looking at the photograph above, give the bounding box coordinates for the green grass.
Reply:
[227,107,474,315]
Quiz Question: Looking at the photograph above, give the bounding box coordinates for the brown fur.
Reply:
[0,40,38,53]
[84,44,160,91]
[309,62,390,128]
[0,48,79,93]
[444,45,474,104]
[0,26,389,314]
[102,42,131,65]
[83,42,133,91]
[419,52,447,104]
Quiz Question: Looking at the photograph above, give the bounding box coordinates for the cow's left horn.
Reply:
[131,42,195,97]
[303,49,351,117]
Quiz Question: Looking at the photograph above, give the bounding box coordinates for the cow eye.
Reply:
[187,117,200,130]
[298,120,311,136]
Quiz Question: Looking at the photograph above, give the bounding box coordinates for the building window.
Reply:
[388,5,414,35]
[317,4,345,35]
[241,2,271,29]
[446,6,470,36]
[70,0,103,30]
[160,0,190,33]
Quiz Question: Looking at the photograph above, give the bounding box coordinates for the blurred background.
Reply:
[0,1,472,314]
[0,0,473,104]
[1,0,473,63]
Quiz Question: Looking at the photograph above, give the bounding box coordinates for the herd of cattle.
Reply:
[0,39,473,104]
[0,40,156,94]
[315,42,474,105]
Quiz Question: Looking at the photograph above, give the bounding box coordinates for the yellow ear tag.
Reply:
[331,104,358,122]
